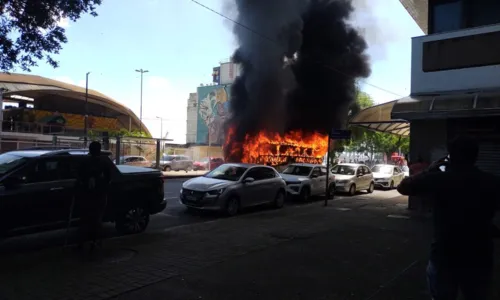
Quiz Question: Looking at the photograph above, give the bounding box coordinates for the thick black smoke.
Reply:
[225,0,371,160]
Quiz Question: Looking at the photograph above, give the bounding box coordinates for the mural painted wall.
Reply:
[196,85,231,145]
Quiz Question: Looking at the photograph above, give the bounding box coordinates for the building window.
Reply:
[430,0,463,34]
[466,0,500,28]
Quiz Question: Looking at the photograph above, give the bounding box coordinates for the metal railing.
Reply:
[0,120,107,136]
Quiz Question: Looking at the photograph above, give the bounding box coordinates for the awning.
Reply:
[349,100,410,136]
[392,91,500,120]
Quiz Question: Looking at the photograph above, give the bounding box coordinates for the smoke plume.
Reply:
[225,0,371,160]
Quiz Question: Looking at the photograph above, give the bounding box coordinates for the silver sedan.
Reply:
[180,163,287,216]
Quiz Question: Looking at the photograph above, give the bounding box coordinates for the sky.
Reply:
[21,0,423,143]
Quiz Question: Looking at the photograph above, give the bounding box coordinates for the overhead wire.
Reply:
[189,0,405,99]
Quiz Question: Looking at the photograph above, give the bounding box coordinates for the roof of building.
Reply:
[399,0,428,33]
[0,73,151,136]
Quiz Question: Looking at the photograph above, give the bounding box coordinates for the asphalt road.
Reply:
[0,178,402,254]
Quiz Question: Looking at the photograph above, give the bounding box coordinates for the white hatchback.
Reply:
[331,163,374,196]
[371,164,405,189]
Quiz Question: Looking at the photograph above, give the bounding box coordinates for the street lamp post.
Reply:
[135,69,149,133]
[83,72,91,147]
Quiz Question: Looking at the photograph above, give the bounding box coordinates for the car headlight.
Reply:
[206,188,225,196]
[180,188,183,193]
[336,180,348,184]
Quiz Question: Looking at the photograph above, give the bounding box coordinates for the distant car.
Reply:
[331,163,374,196]
[159,155,193,172]
[193,157,225,171]
[114,155,151,168]
[401,166,410,178]
[371,164,405,189]
[180,163,286,216]
[280,163,335,201]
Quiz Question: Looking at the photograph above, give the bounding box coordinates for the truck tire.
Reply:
[225,196,240,217]
[115,205,150,235]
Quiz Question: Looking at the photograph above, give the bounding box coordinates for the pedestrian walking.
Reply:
[397,136,499,300]
[75,141,111,254]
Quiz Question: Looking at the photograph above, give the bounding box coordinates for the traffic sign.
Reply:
[330,129,351,140]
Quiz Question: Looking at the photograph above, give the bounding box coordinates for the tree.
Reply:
[0,0,102,71]
[328,90,375,164]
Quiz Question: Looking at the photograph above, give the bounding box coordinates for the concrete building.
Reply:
[186,92,198,144]
[351,0,500,209]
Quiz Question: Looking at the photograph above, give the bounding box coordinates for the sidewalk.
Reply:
[0,197,498,300]
[162,170,206,179]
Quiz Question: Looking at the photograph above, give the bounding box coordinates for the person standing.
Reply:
[397,136,498,299]
[76,141,111,253]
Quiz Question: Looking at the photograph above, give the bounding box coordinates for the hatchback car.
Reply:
[180,163,286,216]
[371,164,405,189]
[159,155,194,172]
[331,163,374,196]
[114,155,151,168]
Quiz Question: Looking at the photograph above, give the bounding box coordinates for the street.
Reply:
[0,178,404,254]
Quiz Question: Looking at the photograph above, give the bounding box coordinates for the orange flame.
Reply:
[224,127,329,166]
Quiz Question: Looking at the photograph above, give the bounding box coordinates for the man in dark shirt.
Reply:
[76,141,111,252]
[397,136,498,300]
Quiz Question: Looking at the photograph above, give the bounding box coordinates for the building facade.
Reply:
[186,60,240,145]
[186,92,198,143]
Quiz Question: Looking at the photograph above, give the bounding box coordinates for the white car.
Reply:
[331,163,374,196]
[371,164,405,189]
[280,163,335,201]
[402,166,410,177]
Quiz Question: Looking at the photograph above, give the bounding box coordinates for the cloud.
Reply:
[51,76,85,87]
[56,17,70,28]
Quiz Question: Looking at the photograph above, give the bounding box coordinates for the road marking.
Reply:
[387,214,410,219]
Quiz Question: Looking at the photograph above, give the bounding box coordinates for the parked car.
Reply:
[0,149,166,237]
[371,164,405,189]
[280,163,335,201]
[180,163,286,216]
[331,163,374,196]
[114,155,151,168]
[159,155,193,172]
[193,157,225,171]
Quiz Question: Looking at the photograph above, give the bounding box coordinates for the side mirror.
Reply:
[310,173,319,178]
[243,177,255,184]
[3,176,24,189]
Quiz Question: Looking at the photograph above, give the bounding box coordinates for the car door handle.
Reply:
[50,187,64,191]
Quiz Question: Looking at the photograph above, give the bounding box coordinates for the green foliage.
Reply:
[87,129,151,140]
[0,0,102,71]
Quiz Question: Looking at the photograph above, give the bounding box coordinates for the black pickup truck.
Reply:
[0,149,166,236]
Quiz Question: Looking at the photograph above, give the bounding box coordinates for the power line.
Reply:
[189,0,404,98]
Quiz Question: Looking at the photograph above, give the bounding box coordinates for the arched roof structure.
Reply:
[0,73,151,136]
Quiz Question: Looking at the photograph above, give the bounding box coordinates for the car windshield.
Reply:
[204,165,247,181]
[0,153,29,175]
[372,166,393,174]
[331,165,356,175]
[281,165,312,176]
[162,155,175,161]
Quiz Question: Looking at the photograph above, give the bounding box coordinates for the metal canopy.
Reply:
[349,100,410,136]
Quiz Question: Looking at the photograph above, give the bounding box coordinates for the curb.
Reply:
[163,175,203,180]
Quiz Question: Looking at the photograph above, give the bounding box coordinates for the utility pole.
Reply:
[156,116,164,154]
[135,69,149,133]
[84,72,91,147]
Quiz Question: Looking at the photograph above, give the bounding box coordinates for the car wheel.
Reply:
[225,197,240,217]
[389,181,394,190]
[163,166,171,172]
[348,184,356,196]
[367,182,375,193]
[328,184,336,199]
[186,166,193,172]
[115,205,150,235]
[300,187,311,202]
[273,191,285,209]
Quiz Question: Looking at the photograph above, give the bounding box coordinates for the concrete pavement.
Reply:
[4,192,491,300]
